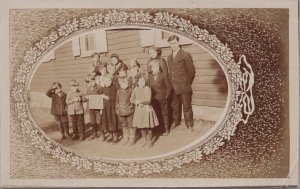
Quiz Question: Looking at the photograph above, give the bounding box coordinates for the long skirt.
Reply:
[101,102,118,132]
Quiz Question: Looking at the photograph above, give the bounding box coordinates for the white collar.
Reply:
[173,48,180,57]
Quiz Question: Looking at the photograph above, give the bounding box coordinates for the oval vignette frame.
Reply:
[11,10,255,176]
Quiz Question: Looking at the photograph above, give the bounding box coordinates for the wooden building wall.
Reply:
[30,30,228,108]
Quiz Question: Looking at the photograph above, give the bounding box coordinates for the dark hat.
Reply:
[110,53,119,59]
[91,52,100,57]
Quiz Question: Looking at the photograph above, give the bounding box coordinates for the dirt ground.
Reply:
[30,107,214,159]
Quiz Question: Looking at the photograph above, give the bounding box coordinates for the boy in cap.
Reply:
[66,79,86,140]
[84,74,105,140]
[116,76,135,145]
[46,82,70,140]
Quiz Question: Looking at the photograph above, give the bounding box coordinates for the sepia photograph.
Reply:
[29,28,228,159]
[0,0,299,187]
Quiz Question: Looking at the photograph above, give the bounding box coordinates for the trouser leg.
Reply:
[54,115,65,139]
[171,91,182,126]
[70,115,79,140]
[159,99,170,134]
[180,92,194,128]
[77,114,85,140]
[61,115,71,138]
[95,110,101,133]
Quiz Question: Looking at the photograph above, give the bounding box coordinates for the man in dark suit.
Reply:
[167,35,196,131]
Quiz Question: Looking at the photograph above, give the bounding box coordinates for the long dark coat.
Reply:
[46,88,67,116]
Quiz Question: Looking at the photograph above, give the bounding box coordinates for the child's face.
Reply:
[129,67,138,77]
[149,49,158,59]
[100,67,107,75]
[129,60,136,68]
[119,80,129,89]
[138,77,146,88]
[89,65,96,74]
[111,57,118,65]
[89,80,96,87]
[103,78,112,87]
[151,62,160,75]
[92,55,100,63]
[71,85,78,92]
[54,87,62,94]
[119,70,127,77]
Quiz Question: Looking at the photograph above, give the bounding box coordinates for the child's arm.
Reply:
[82,87,89,102]
[46,87,54,98]
[130,88,137,104]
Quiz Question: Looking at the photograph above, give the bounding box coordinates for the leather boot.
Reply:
[71,133,79,140]
[106,132,113,142]
[60,132,66,140]
[120,127,129,145]
[112,132,118,144]
[90,124,98,140]
[63,123,71,139]
[57,121,66,140]
[99,130,106,141]
[163,116,170,136]
[127,128,136,145]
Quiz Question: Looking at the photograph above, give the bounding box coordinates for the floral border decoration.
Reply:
[11,10,255,176]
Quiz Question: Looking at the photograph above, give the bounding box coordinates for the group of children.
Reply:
[47,50,171,148]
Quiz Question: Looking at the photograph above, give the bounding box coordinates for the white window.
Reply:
[72,30,108,57]
[140,29,192,48]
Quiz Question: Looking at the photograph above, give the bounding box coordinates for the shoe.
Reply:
[98,131,106,141]
[140,139,147,147]
[60,135,66,140]
[65,132,71,139]
[79,135,86,141]
[71,134,79,140]
[112,138,118,144]
[99,134,106,141]
[171,123,180,130]
[120,137,129,145]
[186,124,194,132]
[127,138,135,146]
[106,134,113,142]
[89,133,98,140]
[163,129,170,136]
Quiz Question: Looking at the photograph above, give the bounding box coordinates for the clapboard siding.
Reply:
[31,30,228,107]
